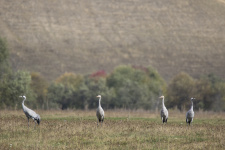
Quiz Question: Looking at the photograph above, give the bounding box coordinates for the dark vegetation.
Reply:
[1,37,225,111]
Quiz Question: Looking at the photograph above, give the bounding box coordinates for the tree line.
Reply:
[0,37,225,111]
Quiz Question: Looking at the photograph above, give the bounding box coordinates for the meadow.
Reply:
[0,110,224,150]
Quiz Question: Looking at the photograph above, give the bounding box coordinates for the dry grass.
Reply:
[0,110,225,149]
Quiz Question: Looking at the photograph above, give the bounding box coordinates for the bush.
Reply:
[0,71,35,109]
[107,65,166,110]
[30,72,48,109]
[167,72,195,110]
[73,76,114,110]
[195,74,225,111]
[167,72,225,111]
[47,73,83,109]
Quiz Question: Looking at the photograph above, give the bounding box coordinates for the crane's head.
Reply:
[19,95,26,99]
[159,96,164,99]
[191,97,195,101]
[96,95,101,98]
[37,115,41,125]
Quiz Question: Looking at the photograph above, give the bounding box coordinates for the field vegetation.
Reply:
[0,110,225,149]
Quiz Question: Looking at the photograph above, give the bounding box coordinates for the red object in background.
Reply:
[90,70,107,78]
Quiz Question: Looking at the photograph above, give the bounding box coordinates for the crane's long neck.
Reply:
[22,97,26,108]
[98,97,101,107]
[162,98,165,108]
[190,100,193,110]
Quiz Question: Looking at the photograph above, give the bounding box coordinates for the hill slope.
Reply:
[0,0,225,81]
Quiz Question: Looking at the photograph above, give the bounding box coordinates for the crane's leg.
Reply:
[186,119,189,127]
[27,118,29,127]
[162,117,166,125]
[34,119,36,128]
[32,118,37,128]
[188,120,191,127]
[101,117,104,126]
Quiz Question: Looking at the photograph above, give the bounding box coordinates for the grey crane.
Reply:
[96,95,104,126]
[19,96,41,127]
[159,96,168,124]
[186,98,195,126]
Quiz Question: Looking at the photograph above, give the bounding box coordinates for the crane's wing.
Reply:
[26,107,39,119]
[96,107,104,120]
[165,108,168,118]
[186,109,194,119]
[161,107,168,118]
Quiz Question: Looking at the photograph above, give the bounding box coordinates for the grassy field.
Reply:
[0,110,225,149]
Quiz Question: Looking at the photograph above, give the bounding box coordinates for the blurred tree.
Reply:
[47,83,69,109]
[145,66,167,109]
[0,38,36,109]
[55,72,83,90]
[167,72,195,110]
[0,71,35,109]
[115,81,150,109]
[73,76,114,110]
[30,72,48,109]
[47,72,83,109]
[107,66,146,109]
[195,74,225,111]
[207,74,225,111]
[0,37,12,108]
[107,65,147,91]
[106,65,165,110]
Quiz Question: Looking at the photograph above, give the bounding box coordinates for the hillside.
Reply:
[0,0,225,81]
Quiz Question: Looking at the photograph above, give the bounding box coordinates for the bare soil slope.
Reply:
[0,0,225,81]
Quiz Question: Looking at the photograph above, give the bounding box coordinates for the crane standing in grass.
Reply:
[96,95,104,126]
[186,98,195,126]
[159,96,168,124]
[19,96,41,127]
